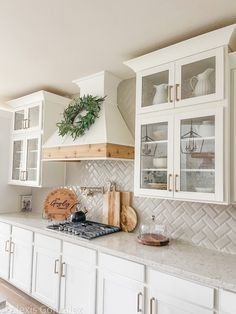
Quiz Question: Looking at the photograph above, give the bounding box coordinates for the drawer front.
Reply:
[0,222,11,236]
[63,241,96,265]
[34,233,61,253]
[220,289,236,313]
[12,226,33,244]
[99,253,144,282]
[148,269,214,309]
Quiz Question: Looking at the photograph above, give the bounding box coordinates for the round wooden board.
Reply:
[44,188,78,221]
[137,234,169,246]
[120,205,138,232]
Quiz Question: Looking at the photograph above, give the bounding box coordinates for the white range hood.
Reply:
[43,71,134,161]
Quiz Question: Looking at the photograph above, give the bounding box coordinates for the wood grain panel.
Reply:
[43,143,134,160]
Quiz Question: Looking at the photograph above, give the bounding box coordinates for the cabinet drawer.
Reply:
[148,269,214,309]
[12,226,33,244]
[0,222,11,236]
[220,289,236,313]
[34,233,61,253]
[99,253,144,282]
[63,241,96,265]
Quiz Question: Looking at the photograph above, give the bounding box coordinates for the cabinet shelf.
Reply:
[142,168,167,171]
[181,169,215,172]
[142,140,167,145]
[181,136,215,141]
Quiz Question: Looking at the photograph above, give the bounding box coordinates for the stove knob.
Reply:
[68,227,73,232]
[59,226,64,231]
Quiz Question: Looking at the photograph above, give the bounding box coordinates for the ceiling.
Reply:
[1,0,236,103]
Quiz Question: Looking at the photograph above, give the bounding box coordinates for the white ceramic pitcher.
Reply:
[152,83,168,105]
[189,68,215,97]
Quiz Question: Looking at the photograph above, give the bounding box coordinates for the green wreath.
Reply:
[57,95,106,140]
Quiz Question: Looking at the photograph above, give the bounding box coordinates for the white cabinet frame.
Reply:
[135,112,174,198]
[136,62,175,114]
[174,106,224,202]
[175,47,224,108]
[12,102,43,134]
[9,132,41,187]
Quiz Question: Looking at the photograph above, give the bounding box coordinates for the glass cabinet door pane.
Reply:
[142,70,169,108]
[26,138,39,182]
[28,105,40,129]
[180,115,215,193]
[12,140,24,180]
[140,122,168,190]
[181,57,216,100]
[14,110,25,130]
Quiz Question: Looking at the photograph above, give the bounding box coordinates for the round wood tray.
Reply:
[44,188,78,221]
[137,233,169,246]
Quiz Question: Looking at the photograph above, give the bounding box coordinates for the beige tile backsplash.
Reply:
[32,78,236,254]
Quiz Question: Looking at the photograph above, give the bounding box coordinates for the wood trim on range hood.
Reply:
[43,143,134,160]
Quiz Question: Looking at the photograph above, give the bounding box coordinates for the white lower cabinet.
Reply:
[97,253,145,314]
[148,269,214,314]
[9,226,33,293]
[60,242,96,314]
[32,233,61,311]
[1,223,236,314]
[219,289,236,313]
[0,222,11,280]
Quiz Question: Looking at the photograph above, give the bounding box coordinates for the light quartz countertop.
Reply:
[0,212,236,293]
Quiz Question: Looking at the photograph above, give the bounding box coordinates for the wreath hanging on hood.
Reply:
[57,95,106,140]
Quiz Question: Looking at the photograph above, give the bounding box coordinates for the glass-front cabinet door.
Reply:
[137,63,175,113]
[135,113,174,197]
[11,139,25,181]
[175,47,224,107]
[25,137,40,184]
[174,107,224,202]
[13,103,42,133]
[10,135,40,185]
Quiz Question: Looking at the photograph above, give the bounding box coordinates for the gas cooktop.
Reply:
[46,221,120,240]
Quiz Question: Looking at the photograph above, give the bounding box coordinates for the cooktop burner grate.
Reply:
[47,220,120,240]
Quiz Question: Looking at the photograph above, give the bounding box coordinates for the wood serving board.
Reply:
[137,234,169,246]
[103,185,120,227]
[120,192,138,232]
[44,188,78,221]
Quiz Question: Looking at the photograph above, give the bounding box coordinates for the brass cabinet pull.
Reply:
[25,119,29,129]
[61,262,66,278]
[175,174,179,192]
[54,259,59,274]
[5,240,10,252]
[24,171,28,181]
[168,85,173,103]
[168,174,172,192]
[175,84,180,101]
[10,241,15,254]
[150,297,156,314]
[137,292,143,312]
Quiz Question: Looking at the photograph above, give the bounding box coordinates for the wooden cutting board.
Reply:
[103,184,120,227]
[44,188,78,221]
[120,192,138,232]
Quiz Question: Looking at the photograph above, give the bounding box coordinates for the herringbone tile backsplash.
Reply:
[60,160,236,255]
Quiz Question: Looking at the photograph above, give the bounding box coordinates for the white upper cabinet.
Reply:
[135,107,224,202]
[126,25,236,203]
[137,62,175,113]
[174,48,224,108]
[13,102,42,133]
[136,47,224,114]
[8,91,70,187]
